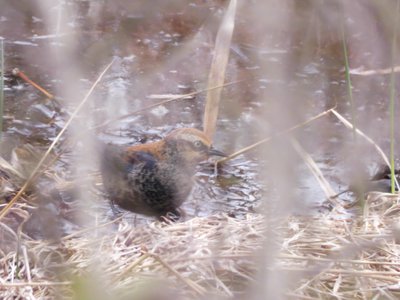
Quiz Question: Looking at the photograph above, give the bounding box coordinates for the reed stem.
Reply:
[0,38,4,138]
[389,1,399,194]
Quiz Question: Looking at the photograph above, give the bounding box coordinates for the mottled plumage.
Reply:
[100,128,225,218]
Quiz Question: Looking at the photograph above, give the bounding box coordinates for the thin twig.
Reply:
[116,253,150,280]
[278,254,400,266]
[217,105,336,164]
[62,215,123,240]
[0,281,72,287]
[151,253,206,296]
[291,137,337,199]
[93,80,243,131]
[12,68,54,99]
[275,267,400,281]
[350,65,400,76]
[22,246,31,282]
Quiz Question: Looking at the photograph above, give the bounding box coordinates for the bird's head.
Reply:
[164,128,226,165]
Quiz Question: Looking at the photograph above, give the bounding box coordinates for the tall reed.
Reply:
[389,1,399,194]
[341,22,356,141]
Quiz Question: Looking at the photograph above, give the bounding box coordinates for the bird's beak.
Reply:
[208,147,227,157]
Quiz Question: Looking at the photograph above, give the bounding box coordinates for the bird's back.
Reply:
[100,142,194,217]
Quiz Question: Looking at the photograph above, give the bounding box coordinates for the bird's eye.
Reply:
[194,141,203,149]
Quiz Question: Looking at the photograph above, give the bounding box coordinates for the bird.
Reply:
[100,128,226,219]
[332,165,400,200]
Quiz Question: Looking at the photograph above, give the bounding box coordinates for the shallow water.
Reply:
[1,1,399,235]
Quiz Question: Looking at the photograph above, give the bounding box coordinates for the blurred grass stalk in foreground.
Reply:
[389,1,399,194]
[0,38,4,137]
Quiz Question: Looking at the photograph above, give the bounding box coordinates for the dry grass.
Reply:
[0,192,400,299]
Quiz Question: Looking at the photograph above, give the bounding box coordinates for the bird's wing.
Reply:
[100,144,155,177]
[100,144,158,203]
[125,150,157,174]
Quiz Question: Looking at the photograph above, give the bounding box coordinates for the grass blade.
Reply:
[291,138,337,199]
[350,65,400,75]
[341,18,356,141]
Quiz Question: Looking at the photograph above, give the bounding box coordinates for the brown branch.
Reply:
[12,68,54,99]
